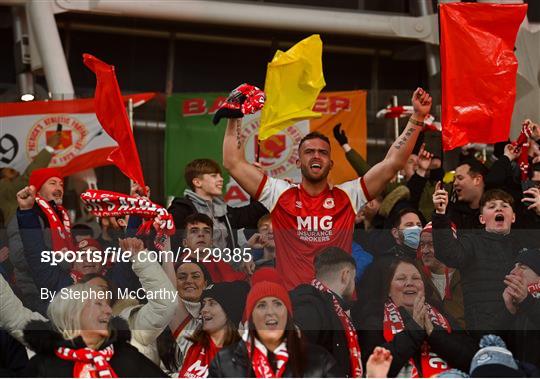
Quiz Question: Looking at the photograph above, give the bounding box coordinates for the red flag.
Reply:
[83,53,147,192]
[440,3,527,151]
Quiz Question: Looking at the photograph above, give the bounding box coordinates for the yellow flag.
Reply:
[259,34,326,140]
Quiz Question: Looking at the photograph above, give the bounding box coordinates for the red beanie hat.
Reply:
[77,238,102,251]
[251,267,283,286]
[29,167,63,191]
[244,281,292,321]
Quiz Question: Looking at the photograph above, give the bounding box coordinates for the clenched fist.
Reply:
[411,88,432,118]
[17,185,36,210]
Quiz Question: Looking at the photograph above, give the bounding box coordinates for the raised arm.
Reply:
[118,238,178,347]
[363,88,431,199]
[16,186,73,292]
[333,123,371,176]
[222,118,264,198]
[160,238,190,334]
[431,182,472,269]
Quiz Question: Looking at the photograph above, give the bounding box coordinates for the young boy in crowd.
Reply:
[179,213,247,283]
[239,214,275,275]
[432,186,540,338]
[168,159,267,251]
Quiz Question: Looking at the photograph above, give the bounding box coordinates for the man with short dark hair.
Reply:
[449,158,488,230]
[387,208,425,259]
[181,213,213,253]
[223,88,433,289]
[290,246,359,377]
[168,158,267,252]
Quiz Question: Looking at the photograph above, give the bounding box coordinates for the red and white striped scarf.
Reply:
[55,345,117,378]
[311,279,363,377]
[35,195,73,252]
[383,299,451,378]
[80,189,175,249]
[242,330,289,378]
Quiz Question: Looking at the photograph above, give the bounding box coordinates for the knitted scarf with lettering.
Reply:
[178,338,219,378]
[80,189,175,249]
[35,195,74,251]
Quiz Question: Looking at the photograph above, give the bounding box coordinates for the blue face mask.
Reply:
[402,226,422,250]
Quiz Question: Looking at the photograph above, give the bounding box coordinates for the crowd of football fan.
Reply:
[1,86,540,378]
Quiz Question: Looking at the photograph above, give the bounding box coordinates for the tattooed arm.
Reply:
[222,118,265,198]
[362,88,432,199]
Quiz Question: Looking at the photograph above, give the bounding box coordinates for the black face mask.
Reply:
[429,167,445,182]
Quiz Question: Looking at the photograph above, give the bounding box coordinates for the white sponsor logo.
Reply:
[296,216,333,231]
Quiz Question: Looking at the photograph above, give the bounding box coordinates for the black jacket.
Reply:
[431,212,540,335]
[0,328,28,377]
[506,295,540,368]
[21,318,166,377]
[290,284,350,377]
[485,156,523,203]
[448,201,481,231]
[168,196,267,251]
[354,300,476,378]
[208,339,341,378]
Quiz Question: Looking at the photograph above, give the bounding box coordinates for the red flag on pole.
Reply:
[83,54,147,192]
[440,3,527,151]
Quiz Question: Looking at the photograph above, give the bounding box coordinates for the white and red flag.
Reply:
[0,93,154,176]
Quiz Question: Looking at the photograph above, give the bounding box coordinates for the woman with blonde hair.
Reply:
[22,282,165,377]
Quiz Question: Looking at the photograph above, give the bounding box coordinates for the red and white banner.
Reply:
[0,93,154,177]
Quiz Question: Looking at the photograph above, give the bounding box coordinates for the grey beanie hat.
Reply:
[470,335,522,378]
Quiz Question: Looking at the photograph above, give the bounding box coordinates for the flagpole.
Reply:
[392,95,402,183]
[255,138,260,163]
[392,95,399,142]
[128,97,135,191]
